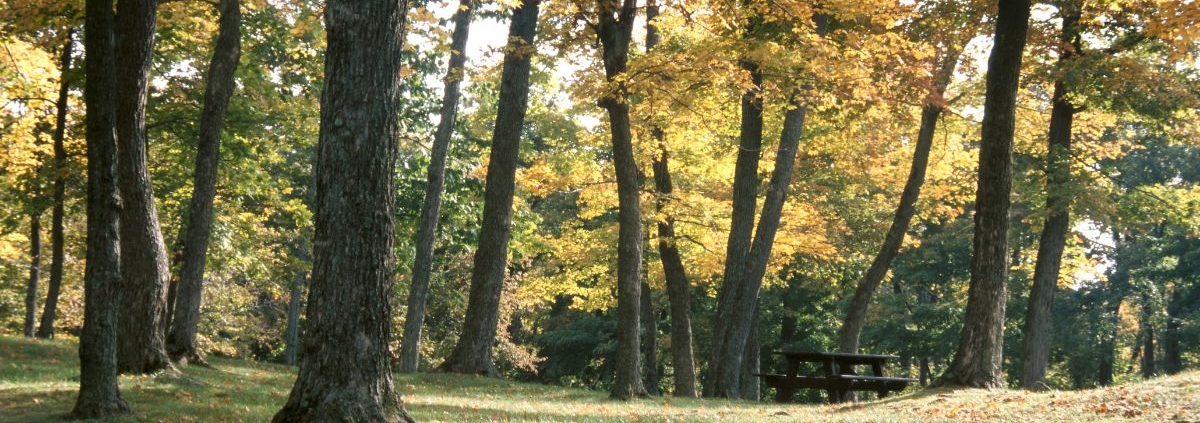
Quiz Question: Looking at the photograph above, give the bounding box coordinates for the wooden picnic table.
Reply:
[755,351,916,404]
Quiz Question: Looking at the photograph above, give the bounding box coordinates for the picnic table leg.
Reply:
[775,387,794,403]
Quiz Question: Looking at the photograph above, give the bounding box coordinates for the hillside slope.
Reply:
[1,336,1196,422]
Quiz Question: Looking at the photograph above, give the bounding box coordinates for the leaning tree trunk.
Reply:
[439,0,539,376]
[24,215,42,338]
[37,29,74,339]
[167,0,242,366]
[113,0,173,375]
[73,0,131,415]
[640,280,661,396]
[595,0,647,400]
[710,96,806,399]
[837,47,961,353]
[271,0,412,419]
[1019,0,1080,390]
[704,55,763,399]
[645,0,697,398]
[937,0,1031,388]
[399,0,475,373]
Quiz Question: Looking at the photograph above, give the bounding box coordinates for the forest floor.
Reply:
[1,335,1196,422]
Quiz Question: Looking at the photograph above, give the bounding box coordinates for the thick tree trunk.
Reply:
[645,0,697,398]
[641,280,661,396]
[73,0,131,415]
[1163,289,1182,375]
[1019,2,1080,390]
[709,97,806,398]
[400,0,474,374]
[1139,299,1155,378]
[37,30,74,340]
[740,311,760,401]
[167,0,242,366]
[919,358,931,387]
[440,0,539,376]
[937,0,1031,389]
[271,0,412,419]
[704,55,763,399]
[653,142,698,398]
[284,268,304,366]
[593,0,647,400]
[24,215,42,338]
[113,0,173,375]
[837,48,960,353]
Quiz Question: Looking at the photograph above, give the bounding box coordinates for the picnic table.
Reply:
[755,351,917,404]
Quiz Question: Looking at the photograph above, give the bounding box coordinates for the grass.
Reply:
[1,336,1197,422]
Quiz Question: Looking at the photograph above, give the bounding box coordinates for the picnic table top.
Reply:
[772,351,901,362]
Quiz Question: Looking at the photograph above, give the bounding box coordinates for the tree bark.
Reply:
[937,0,1031,388]
[284,268,304,366]
[271,0,412,419]
[37,29,75,339]
[1139,297,1155,378]
[400,0,475,374]
[640,280,661,396]
[593,0,647,400]
[838,47,961,354]
[708,96,806,398]
[113,0,173,375]
[644,0,697,398]
[167,0,242,366]
[24,215,42,338]
[439,0,539,376]
[73,0,131,415]
[1019,1,1080,391]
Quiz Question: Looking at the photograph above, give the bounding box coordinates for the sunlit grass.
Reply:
[2,335,1196,422]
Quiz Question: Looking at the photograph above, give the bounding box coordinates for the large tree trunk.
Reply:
[439,0,539,376]
[73,0,131,415]
[37,30,75,340]
[645,0,697,398]
[271,0,412,419]
[1139,297,1155,378]
[640,280,661,395]
[167,0,242,366]
[1163,289,1182,375]
[399,0,475,374]
[708,96,807,398]
[24,215,42,338]
[937,0,1031,388]
[704,53,763,398]
[1019,1,1080,391]
[113,0,173,375]
[740,310,760,401]
[594,0,647,401]
[283,268,304,366]
[837,48,961,353]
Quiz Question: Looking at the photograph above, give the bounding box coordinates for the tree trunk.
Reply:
[645,0,697,399]
[37,30,75,340]
[706,54,763,398]
[400,0,475,374]
[593,0,646,400]
[271,0,412,419]
[838,47,960,353]
[1019,2,1080,390]
[936,0,1031,389]
[641,280,661,396]
[709,96,807,398]
[439,0,539,376]
[284,268,304,366]
[113,0,173,375]
[919,358,931,387]
[1017,8,1084,394]
[1139,298,1155,378]
[24,215,42,338]
[73,0,131,415]
[740,311,761,401]
[704,52,763,398]
[167,0,242,366]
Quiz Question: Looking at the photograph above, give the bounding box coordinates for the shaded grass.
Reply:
[2,336,1197,422]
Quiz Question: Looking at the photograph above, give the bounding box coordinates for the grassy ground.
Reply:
[1,336,1196,422]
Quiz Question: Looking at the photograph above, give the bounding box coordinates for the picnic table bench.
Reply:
[755,351,916,404]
